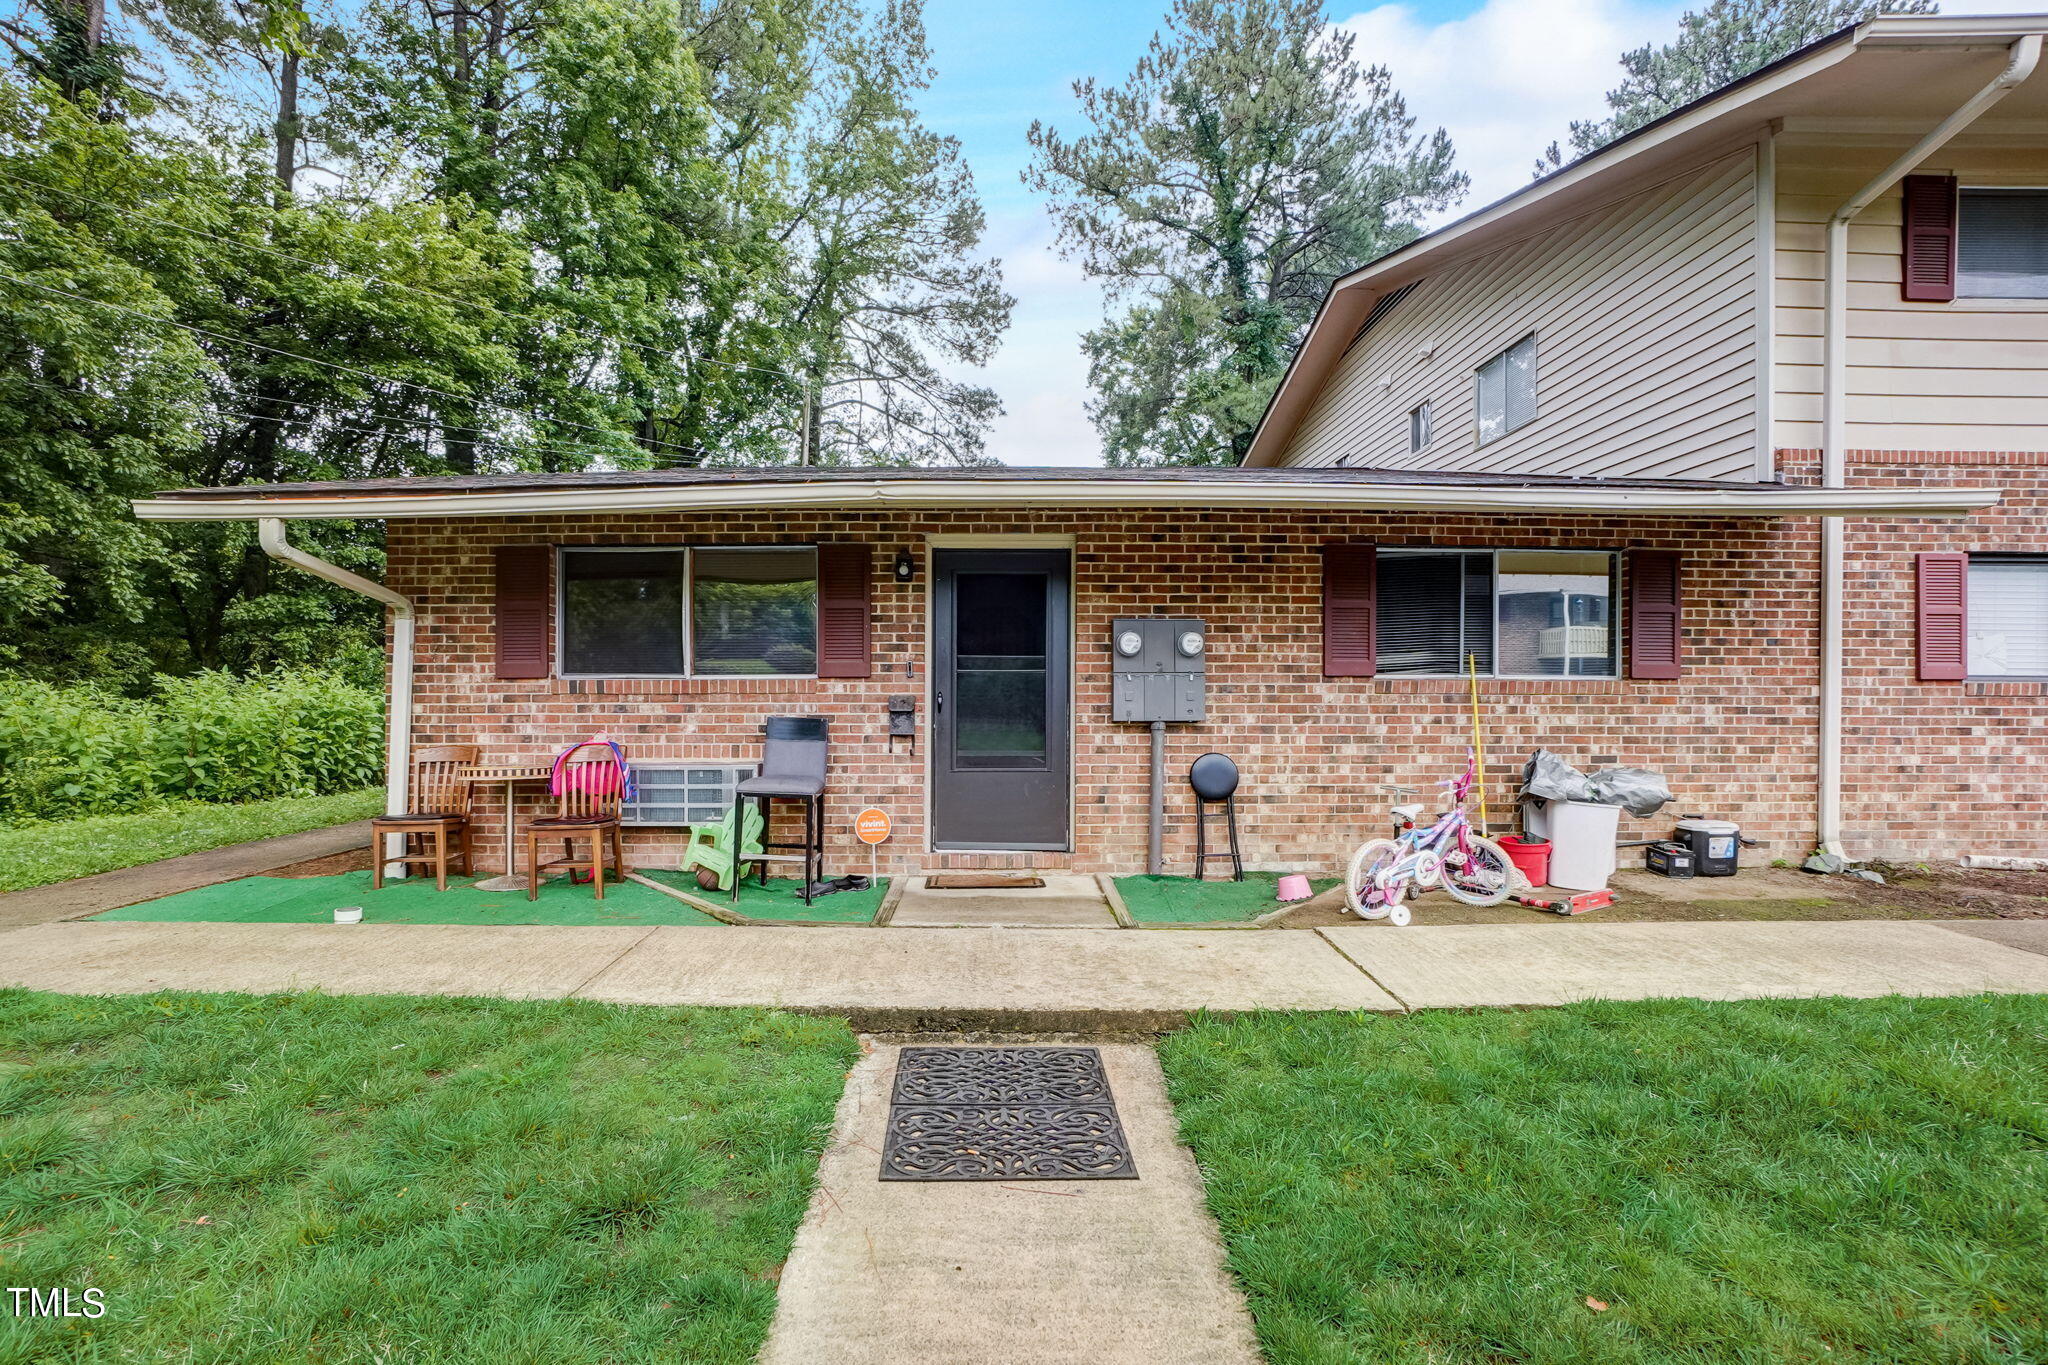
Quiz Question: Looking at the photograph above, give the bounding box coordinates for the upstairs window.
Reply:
[1408,400,1433,453]
[1378,548,1615,678]
[1958,188,2048,299]
[1475,334,1537,444]
[558,547,818,678]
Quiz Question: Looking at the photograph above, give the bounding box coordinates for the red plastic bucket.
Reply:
[1497,835,1551,886]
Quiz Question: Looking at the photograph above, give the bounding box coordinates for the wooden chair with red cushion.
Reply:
[524,741,628,901]
[371,744,478,891]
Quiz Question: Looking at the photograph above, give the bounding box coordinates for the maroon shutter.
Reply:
[1321,544,1376,677]
[493,544,552,680]
[1627,550,1683,680]
[1900,174,1957,302]
[1916,552,1968,681]
[816,543,871,678]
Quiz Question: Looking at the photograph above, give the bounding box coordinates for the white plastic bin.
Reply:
[1527,798,1621,891]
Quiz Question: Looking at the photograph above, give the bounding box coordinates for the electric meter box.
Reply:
[1111,617,1207,723]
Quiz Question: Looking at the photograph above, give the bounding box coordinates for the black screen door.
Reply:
[931,550,1070,850]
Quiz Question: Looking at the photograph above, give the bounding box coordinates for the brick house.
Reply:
[137,14,2046,876]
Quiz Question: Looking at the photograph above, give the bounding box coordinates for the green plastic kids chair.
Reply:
[681,800,766,892]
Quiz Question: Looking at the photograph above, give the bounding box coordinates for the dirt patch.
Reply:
[1259,861,2048,928]
[268,846,375,878]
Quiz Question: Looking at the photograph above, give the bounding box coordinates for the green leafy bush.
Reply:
[0,671,382,824]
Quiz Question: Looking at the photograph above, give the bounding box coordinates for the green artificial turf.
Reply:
[95,869,723,927]
[0,789,383,893]
[637,871,888,924]
[1114,872,1337,922]
[0,989,859,1364]
[1158,996,2048,1364]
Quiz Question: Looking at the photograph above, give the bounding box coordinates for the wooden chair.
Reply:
[371,744,478,891]
[524,741,628,901]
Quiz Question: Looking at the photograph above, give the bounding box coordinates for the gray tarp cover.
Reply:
[1518,749,1673,818]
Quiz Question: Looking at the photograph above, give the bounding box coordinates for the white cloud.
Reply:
[965,212,1109,467]
[1337,0,1689,217]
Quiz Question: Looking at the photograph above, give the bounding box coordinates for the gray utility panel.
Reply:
[1111,617,1207,723]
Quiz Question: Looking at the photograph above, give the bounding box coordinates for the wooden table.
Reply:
[463,764,555,890]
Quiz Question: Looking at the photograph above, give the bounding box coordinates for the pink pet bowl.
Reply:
[1275,873,1313,902]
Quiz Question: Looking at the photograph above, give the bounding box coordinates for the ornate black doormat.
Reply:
[879,1047,1139,1181]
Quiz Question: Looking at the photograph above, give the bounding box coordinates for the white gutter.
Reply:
[135,480,1997,523]
[257,518,415,879]
[1815,32,2041,858]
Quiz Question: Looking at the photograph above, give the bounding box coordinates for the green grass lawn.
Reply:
[98,868,723,927]
[0,989,858,1364]
[0,789,383,894]
[1160,996,2048,1364]
[1114,872,1337,923]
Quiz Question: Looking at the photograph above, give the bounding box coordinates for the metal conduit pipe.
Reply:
[257,517,417,877]
[1815,32,2040,856]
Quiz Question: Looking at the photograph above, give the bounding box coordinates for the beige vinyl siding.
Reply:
[1280,148,1761,479]
[1774,135,2048,452]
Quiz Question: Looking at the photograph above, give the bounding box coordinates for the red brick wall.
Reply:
[1825,450,2048,861]
[387,504,1834,878]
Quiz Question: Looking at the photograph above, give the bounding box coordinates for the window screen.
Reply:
[690,548,818,676]
[1475,335,1537,444]
[1376,552,1493,676]
[560,550,686,675]
[1495,550,1616,677]
[1958,189,2048,299]
[1968,556,2048,677]
[621,765,758,825]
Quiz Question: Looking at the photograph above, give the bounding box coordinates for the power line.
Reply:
[0,268,714,460]
[9,374,654,466]
[0,168,810,390]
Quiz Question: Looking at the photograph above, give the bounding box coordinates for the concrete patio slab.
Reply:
[0,920,650,1000]
[575,924,1400,1029]
[887,873,1119,929]
[760,1042,1259,1365]
[1319,918,2048,1009]
[1934,919,2048,958]
[0,820,374,931]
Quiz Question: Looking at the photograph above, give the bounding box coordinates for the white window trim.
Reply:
[1965,552,2048,682]
[1473,333,1539,447]
[1378,546,1619,680]
[554,544,821,681]
[1408,399,1433,454]
[1956,184,2048,306]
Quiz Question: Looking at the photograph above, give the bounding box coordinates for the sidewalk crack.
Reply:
[566,927,659,998]
[1312,927,1413,1012]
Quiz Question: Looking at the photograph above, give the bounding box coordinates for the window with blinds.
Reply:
[1377,548,1615,677]
[557,547,818,677]
[1967,556,2048,678]
[1475,334,1537,445]
[1958,189,2048,299]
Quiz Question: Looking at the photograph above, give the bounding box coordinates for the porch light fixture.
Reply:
[894,550,916,582]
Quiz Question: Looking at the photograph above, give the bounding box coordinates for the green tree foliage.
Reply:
[1541,0,1936,170]
[0,0,1007,689]
[1026,0,1463,466]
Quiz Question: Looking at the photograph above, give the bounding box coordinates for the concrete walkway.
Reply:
[0,820,374,932]
[886,873,1120,929]
[760,1042,1260,1365]
[5,916,2047,1023]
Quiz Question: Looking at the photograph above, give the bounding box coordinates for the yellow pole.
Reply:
[1468,652,1489,832]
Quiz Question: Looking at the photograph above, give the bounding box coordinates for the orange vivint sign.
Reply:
[854,807,891,845]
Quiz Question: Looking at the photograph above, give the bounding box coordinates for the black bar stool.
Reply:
[1189,752,1243,881]
[732,716,830,905]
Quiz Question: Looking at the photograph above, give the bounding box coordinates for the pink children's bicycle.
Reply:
[1342,754,1514,925]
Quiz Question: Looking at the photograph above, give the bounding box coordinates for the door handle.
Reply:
[935,690,944,715]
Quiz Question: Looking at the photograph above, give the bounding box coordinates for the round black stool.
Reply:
[1188,752,1243,882]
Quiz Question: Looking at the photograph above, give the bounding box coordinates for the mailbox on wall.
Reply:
[1111,617,1207,723]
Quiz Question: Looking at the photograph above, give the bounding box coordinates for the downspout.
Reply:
[1815,33,2040,856]
[258,517,416,877]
